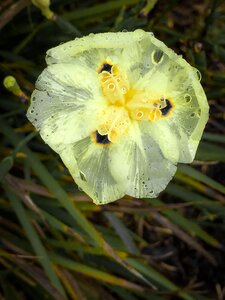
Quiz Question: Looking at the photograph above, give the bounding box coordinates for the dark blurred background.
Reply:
[0,1,225,299]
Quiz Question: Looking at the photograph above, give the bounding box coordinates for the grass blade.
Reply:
[0,118,103,247]
[4,185,66,297]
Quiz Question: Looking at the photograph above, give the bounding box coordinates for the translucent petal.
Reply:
[125,39,209,163]
[148,106,208,164]
[27,63,106,152]
[140,67,208,163]
[118,32,179,90]
[26,30,209,205]
[46,30,147,65]
[59,137,124,205]
[110,123,177,198]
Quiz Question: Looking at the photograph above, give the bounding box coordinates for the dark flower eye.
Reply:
[160,99,173,117]
[94,130,111,145]
[98,62,113,74]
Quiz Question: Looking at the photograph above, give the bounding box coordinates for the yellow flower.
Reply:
[27,30,209,204]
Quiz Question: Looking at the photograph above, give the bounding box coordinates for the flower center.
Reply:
[96,62,174,143]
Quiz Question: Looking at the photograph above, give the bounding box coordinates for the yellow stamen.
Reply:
[99,65,129,106]
[97,106,130,143]
[97,62,175,143]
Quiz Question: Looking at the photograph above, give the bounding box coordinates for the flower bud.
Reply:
[32,0,54,19]
[3,76,29,104]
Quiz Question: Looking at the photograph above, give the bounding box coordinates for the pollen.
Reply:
[96,61,175,143]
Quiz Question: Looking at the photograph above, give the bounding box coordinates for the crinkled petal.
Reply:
[109,123,177,198]
[140,66,209,163]
[118,32,181,90]
[27,63,106,152]
[59,137,125,204]
[26,30,209,205]
[147,106,208,163]
[46,30,147,65]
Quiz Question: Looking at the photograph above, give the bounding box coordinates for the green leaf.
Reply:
[0,157,13,182]
[4,186,66,297]
[0,118,103,247]
[178,164,225,195]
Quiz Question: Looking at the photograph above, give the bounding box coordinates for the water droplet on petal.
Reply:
[79,171,86,181]
[184,94,192,103]
[152,50,164,64]
[121,86,127,94]
[196,69,202,81]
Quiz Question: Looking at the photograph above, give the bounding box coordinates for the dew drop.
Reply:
[184,94,192,103]
[152,50,164,64]
[79,56,85,62]
[78,186,83,192]
[196,69,202,81]
[121,86,127,94]
[108,83,115,91]
[134,29,144,35]
[79,171,86,181]
[136,111,144,119]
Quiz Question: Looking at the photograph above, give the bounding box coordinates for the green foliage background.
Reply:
[0,0,225,299]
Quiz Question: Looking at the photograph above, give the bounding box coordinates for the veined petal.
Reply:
[60,136,125,204]
[142,67,208,163]
[110,123,177,198]
[27,63,106,152]
[27,31,209,205]
[46,30,147,65]
[149,105,208,163]
[118,32,180,89]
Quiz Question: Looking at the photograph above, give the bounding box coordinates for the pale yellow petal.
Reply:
[60,137,124,205]
[110,123,177,198]
[27,63,106,152]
